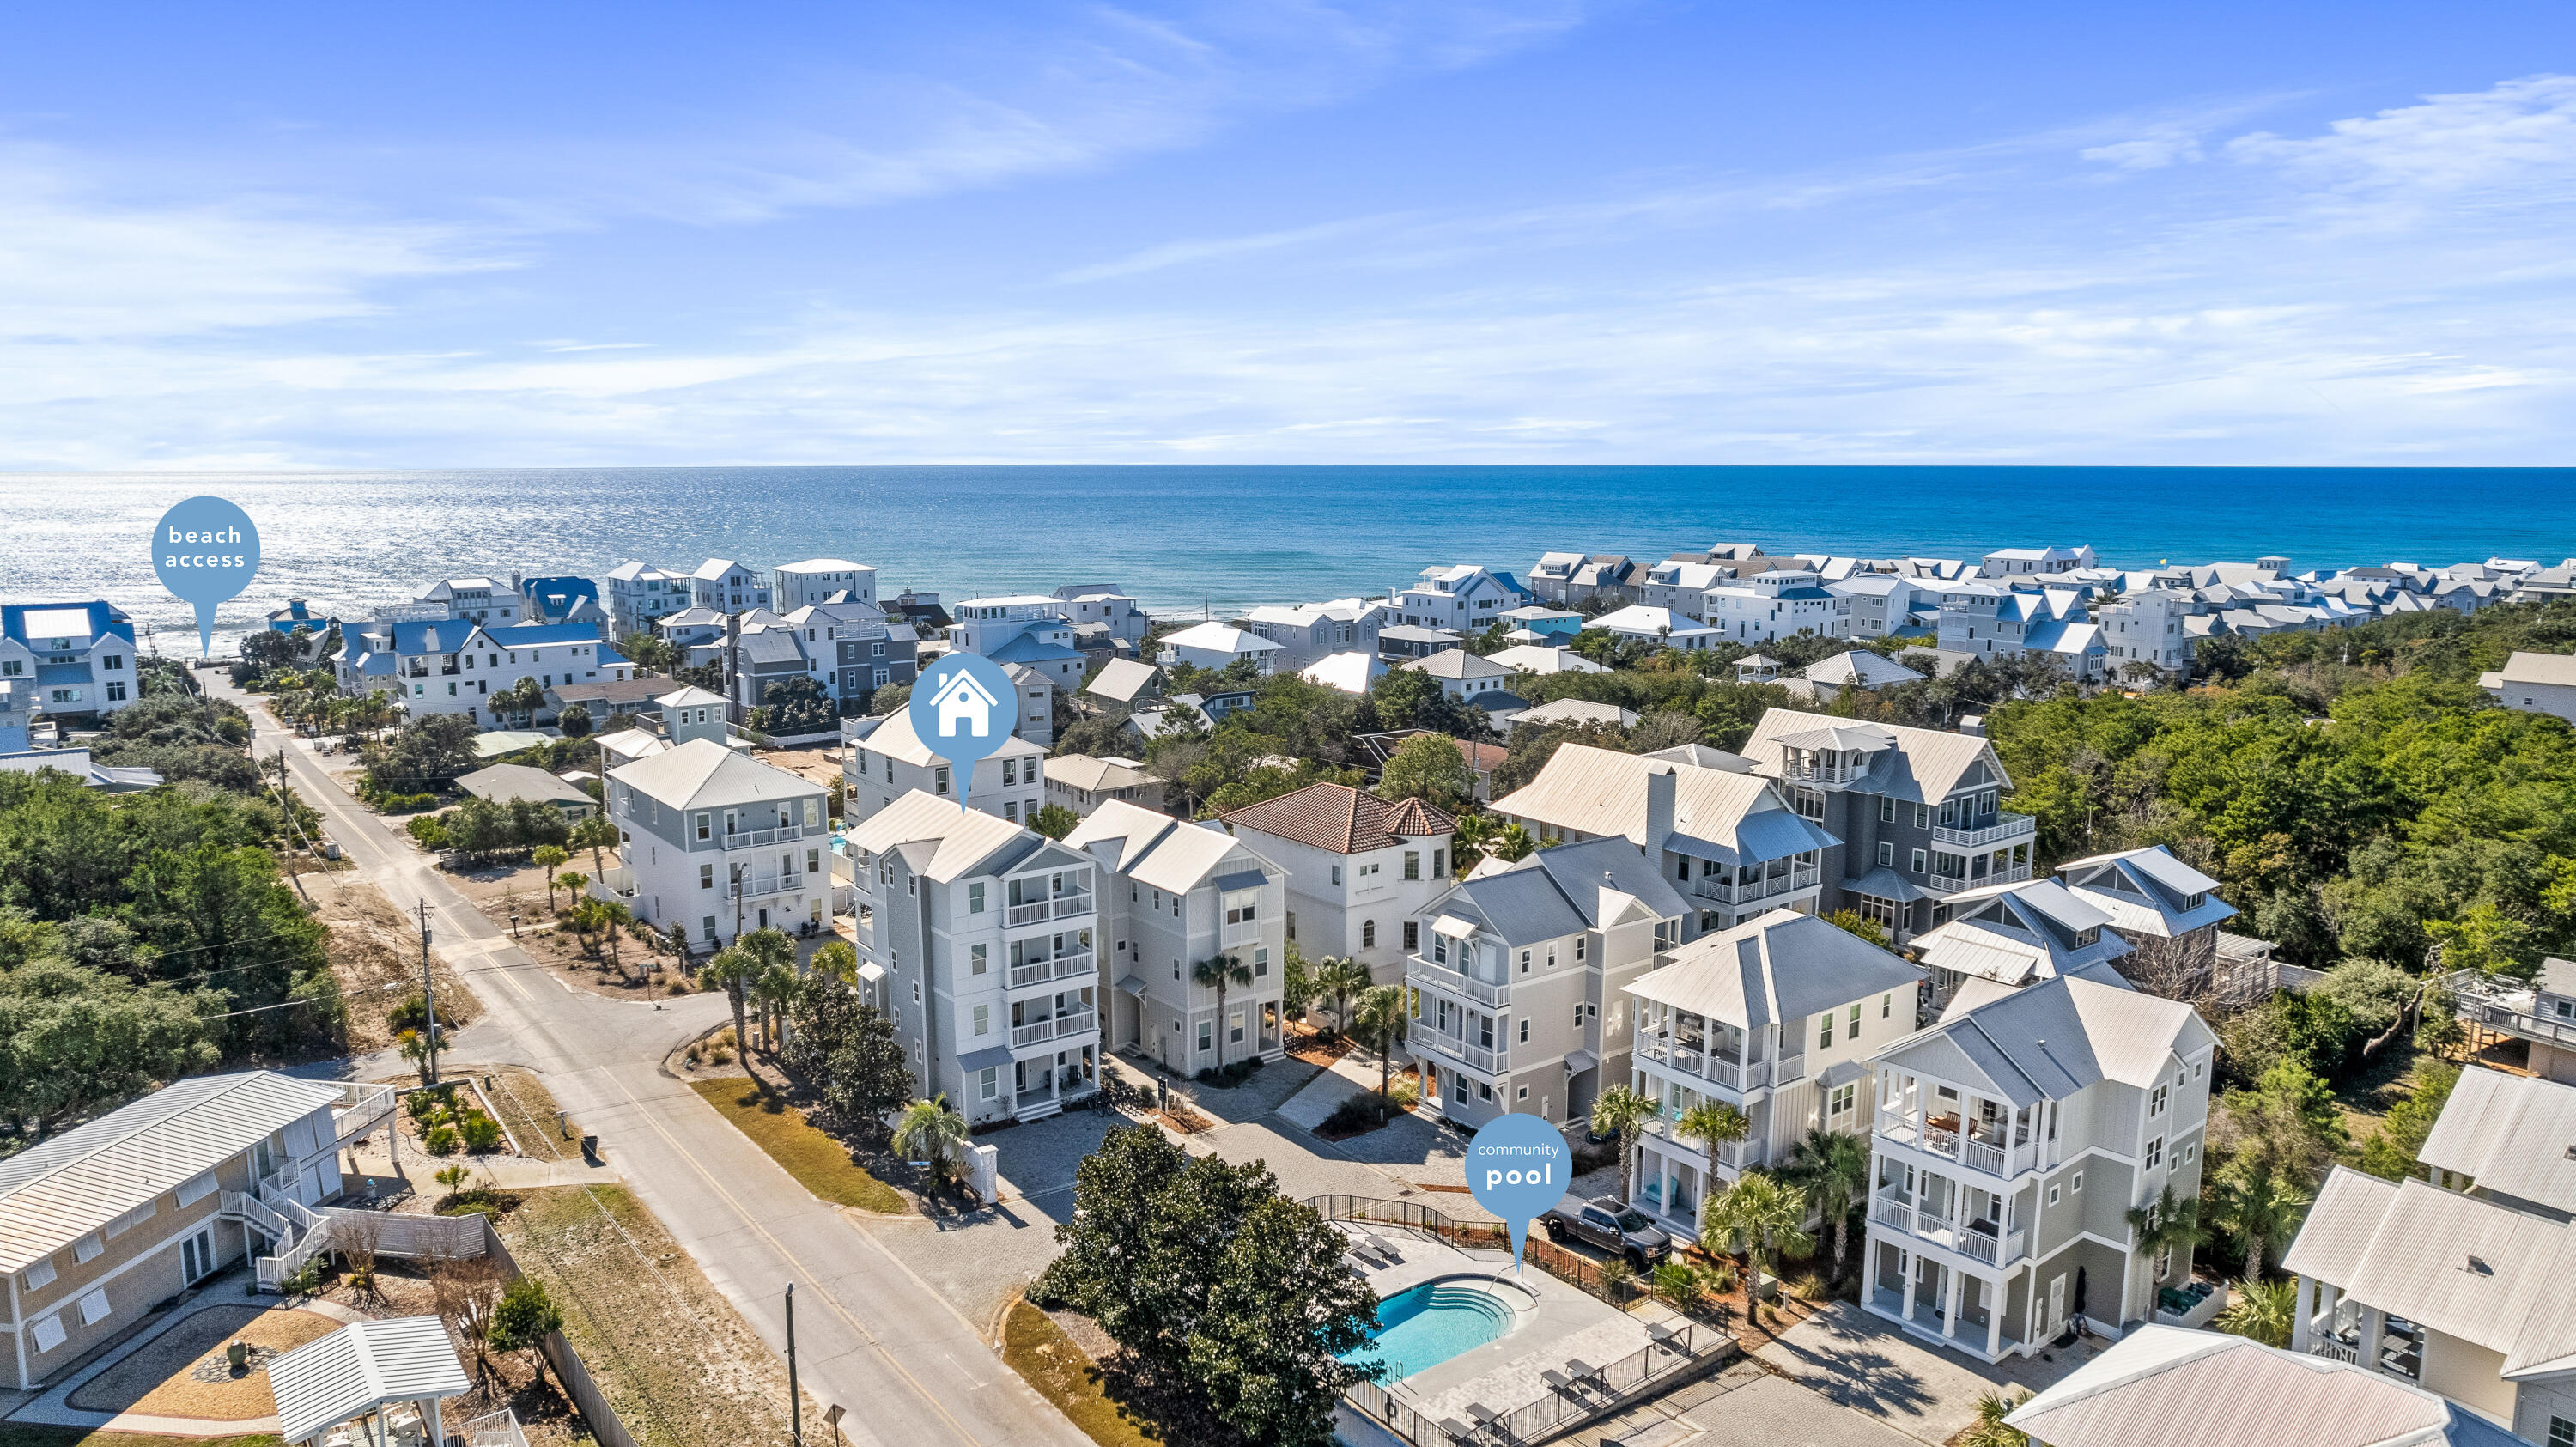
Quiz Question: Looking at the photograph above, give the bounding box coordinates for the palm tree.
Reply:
[703,946,756,1055]
[754,961,800,1053]
[894,1095,971,1186]
[1957,1391,2030,1447]
[1352,985,1408,1122]
[2205,1165,2306,1283]
[569,814,620,885]
[531,845,570,912]
[809,940,859,986]
[1192,952,1253,1069]
[1782,1127,1872,1286]
[2215,1275,2298,1348]
[594,900,634,979]
[1590,1085,1656,1204]
[1701,1169,1814,1329]
[1314,956,1373,1040]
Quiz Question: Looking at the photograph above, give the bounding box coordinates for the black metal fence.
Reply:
[1345,1319,1734,1447]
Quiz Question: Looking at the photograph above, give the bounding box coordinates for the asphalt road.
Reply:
[222,676,1088,1447]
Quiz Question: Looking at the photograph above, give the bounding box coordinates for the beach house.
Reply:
[1218,782,1456,988]
[337,620,632,727]
[841,708,1046,829]
[0,601,138,724]
[843,793,1103,1123]
[1157,621,1283,675]
[2482,652,2576,724]
[599,737,833,944]
[1390,564,1528,633]
[605,562,690,638]
[1068,799,1289,1073]
[688,560,772,612]
[771,558,878,609]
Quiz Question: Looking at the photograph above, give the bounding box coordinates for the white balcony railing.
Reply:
[1415,1030,1506,1076]
[726,872,805,902]
[1931,812,2036,848]
[1007,893,1095,927]
[1779,760,1868,784]
[1878,1116,2035,1179]
[716,823,805,849]
[1008,950,1096,988]
[1928,861,2033,895]
[1407,955,1509,1007]
[1691,865,1819,906]
[1013,1008,1099,1047]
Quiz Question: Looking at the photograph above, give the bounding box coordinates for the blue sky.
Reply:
[3,1,2572,467]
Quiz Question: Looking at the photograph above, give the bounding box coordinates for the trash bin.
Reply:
[580,1134,601,1164]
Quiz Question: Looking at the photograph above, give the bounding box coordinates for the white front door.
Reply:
[2047,1273,2068,1336]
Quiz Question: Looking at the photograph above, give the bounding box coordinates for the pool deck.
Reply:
[1342,1226,1652,1428]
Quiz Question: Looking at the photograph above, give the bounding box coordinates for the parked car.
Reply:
[1541,1195,1669,1268]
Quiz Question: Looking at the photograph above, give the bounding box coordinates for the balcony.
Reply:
[592,866,635,900]
[1690,864,1819,906]
[1012,1007,1099,1048]
[1878,1116,2033,1179]
[718,823,805,850]
[1932,812,2036,848]
[1008,949,1097,989]
[1414,1030,1507,1076]
[1221,919,1262,949]
[1928,861,2033,895]
[1871,1192,2026,1265]
[1642,1116,1762,1172]
[1407,954,1509,1008]
[1007,891,1095,927]
[1778,759,1868,785]
[726,872,804,902]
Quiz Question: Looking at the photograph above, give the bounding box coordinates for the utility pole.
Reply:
[272,751,314,903]
[784,1282,802,1447]
[415,900,440,1084]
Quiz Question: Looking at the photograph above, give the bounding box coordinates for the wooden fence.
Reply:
[477,1215,641,1447]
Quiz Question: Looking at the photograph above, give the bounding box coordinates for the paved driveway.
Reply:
[1753,1303,2106,1445]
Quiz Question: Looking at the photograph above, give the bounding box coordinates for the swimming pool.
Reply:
[1340,1280,1519,1381]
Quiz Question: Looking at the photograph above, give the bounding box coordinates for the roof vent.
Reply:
[2466,1255,2494,1276]
[2564,1144,2576,1161]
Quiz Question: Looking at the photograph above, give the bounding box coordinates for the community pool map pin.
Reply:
[1466,1112,1574,1275]
[906,652,1021,813]
[151,496,261,657]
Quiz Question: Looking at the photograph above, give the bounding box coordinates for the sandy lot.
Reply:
[69,1304,340,1419]
[312,873,484,1054]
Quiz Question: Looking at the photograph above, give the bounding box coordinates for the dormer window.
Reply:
[2075,927,2099,947]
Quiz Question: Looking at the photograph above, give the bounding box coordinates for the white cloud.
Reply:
[2227,73,2576,195]
[2081,129,2206,171]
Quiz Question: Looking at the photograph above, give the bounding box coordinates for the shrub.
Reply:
[378,792,442,815]
[407,1091,439,1122]
[459,1113,503,1152]
[1322,1093,1404,1134]
[708,1046,733,1064]
[423,1125,460,1155]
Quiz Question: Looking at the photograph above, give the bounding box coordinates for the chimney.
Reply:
[1643,763,1677,852]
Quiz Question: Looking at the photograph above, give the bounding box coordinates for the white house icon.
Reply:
[929,669,1001,738]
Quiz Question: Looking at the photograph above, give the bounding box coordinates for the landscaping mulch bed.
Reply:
[67,1306,338,1419]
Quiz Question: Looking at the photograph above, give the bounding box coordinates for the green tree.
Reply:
[0,958,219,1132]
[1701,1169,1814,1328]
[2359,1061,2460,1180]
[531,845,569,911]
[486,1276,565,1389]
[1959,1391,2031,1447]
[1352,985,1408,1122]
[1030,803,1080,840]
[368,714,479,795]
[556,702,592,739]
[893,1095,971,1186]
[1190,1195,1382,1446]
[1312,956,1372,1039]
[750,675,835,735]
[2215,1275,2299,1348]
[1375,733,1475,810]
[568,813,620,884]
[1277,940,1315,1024]
[2215,1061,2348,1183]
[1782,1126,1870,1285]
[1825,909,1890,949]
[702,946,756,1055]
[1590,1084,1656,1204]
[1192,953,1253,1070]
[2205,1165,2307,1283]
[786,979,913,1138]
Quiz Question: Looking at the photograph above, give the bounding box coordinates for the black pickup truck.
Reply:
[1540,1195,1670,1268]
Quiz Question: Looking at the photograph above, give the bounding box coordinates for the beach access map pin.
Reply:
[907,652,1020,812]
[152,496,261,657]
[1466,1112,1574,1274]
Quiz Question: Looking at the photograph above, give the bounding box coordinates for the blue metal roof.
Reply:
[2,601,135,648]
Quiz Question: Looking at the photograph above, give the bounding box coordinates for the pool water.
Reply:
[1340,1281,1517,1381]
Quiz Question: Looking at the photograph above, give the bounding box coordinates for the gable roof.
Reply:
[1492,745,1828,865]
[1804,650,1921,689]
[2417,1067,2576,1217]
[2004,1324,2524,1447]
[2287,1169,2576,1376]
[2058,846,2238,939]
[1741,707,2006,804]
[1066,799,1263,894]
[1160,621,1279,654]
[1879,973,2211,1108]
[1046,754,1153,793]
[0,1071,348,1273]
[609,737,820,810]
[1219,782,1455,854]
[1630,909,1922,1030]
[1084,657,1163,705]
[1404,649,1514,681]
[852,706,1042,767]
[268,1317,474,1446]
[456,763,593,809]
[846,789,1051,882]
[1430,836,1680,946]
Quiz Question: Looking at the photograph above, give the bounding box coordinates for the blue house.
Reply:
[266,598,338,635]
[518,575,605,627]
[1,601,140,722]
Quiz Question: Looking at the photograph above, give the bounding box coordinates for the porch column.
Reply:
[1900,1250,1917,1321]
[428,1400,444,1447]
[1942,1265,1964,1341]
[1986,1271,2007,1358]
[2360,1304,2386,1376]
[2292,1274,2316,1353]
[1954,1097,1970,1164]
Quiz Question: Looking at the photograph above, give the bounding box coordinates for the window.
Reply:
[2071,1171,2083,1193]
[1881,992,1893,1018]
[31,1315,65,1353]
[973,1005,990,1037]
[1404,851,1421,880]
[2048,1183,2061,1206]
[106,680,127,702]
[1363,920,1376,948]
[2184,1143,2198,1164]
[1478,1080,1493,1100]
[696,812,711,841]
[1404,921,1419,951]
[1819,1013,1834,1049]
[1830,1083,1857,1118]
[78,1289,111,1326]
[2148,1083,2170,1117]
[1004,801,1018,822]
[969,882,986,914]
[1517,1085,1529,1101]
[1198,1021,1213,1054]
[1878,841,1894,867]
[1575,937,1586,962]
[1880,796,1896,823]
[970,944,987,975]
[2550,1420,2576,1447]
[24,1258,58,1291]
[1848,1002,1862,1039]
[1518,1018,1530,1044]
[1003,759,1018,786]
[934,765,951,794]
[1330,864,1343,885]
[979,1068,999,1101]
[1432,849,1445,877]
[1230,1011,1244,1043]
[807,848,822,875]
[176,1172,217,1207]
[912,980,920,1003]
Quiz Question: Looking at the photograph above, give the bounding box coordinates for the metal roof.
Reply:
[1066,799,1259,894]
[2417,1067,2576,1219]
[0,1071,347,1274]
[1492,744,1811,863]
[269,1317,473,1445]
[1878,974,2208,1109]
[848,708,1042,769]
[1742,707,2008,804]
[846,791,1045,884]
[1630,909,1921,1029]
[609,738,822,812]
[2006,1324,2521,1447]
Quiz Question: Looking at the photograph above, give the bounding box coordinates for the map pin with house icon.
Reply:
[150,496,262,657]
[908,652,1018,814]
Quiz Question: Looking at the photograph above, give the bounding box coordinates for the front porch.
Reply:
[1860,1236,2046,1364]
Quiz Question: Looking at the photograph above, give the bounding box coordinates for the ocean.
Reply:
[3,465,2572,653]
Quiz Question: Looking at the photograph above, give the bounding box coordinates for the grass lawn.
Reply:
[999,1303,1161,1447]
[0,1431,280,1447]
[685,1078,904,1213]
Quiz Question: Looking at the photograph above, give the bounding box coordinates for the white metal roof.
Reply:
[0,1071,346,1274]
[845,790,1045,884]
[268,1317,474,1445]
[609,738,821,811]
[1066,800,1261,894]
[2416,1067,2576,1217]
[846,708,1042,768]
